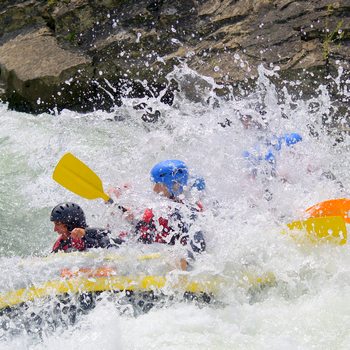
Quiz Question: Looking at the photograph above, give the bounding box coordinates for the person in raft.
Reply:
[242,129,303,180]
[112,160,206,255]
[50,202,120,253]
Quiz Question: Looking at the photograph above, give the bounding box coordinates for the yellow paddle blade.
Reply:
[285,216,347,245]
[53,153,110,202]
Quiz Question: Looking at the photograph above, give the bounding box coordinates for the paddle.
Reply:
[284,216,347,245]
[305,198,350,224]
[53,152,112,202]
[53,153,129,214]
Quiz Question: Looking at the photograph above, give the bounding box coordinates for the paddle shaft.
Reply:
[106,198,128,213]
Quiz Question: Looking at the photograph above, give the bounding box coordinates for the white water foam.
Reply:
[0,65,349,349]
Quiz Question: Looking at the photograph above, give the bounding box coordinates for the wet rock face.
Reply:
[0,0,349,113]
[0,27,94,113]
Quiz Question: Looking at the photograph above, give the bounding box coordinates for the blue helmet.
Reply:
[282,133,302,146]
[150,160,189,196]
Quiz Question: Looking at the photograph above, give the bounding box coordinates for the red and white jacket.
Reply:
[132,202,206,253]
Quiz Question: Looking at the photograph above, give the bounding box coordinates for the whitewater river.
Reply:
[0,66,349,349]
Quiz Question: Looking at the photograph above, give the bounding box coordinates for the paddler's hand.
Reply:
[70,228,86,240]
[179,258,188,271]
[108,184,132,199]
[123,208,135,222]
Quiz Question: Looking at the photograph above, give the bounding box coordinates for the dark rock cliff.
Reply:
[0,0,349,114]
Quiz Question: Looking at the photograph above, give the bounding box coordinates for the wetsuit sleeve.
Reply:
[83,227,115,249]
[111,237,125,245]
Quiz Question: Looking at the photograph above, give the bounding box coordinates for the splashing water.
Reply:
[0,65,349,349]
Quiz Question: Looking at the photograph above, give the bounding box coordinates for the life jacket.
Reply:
[52,235,85,253]
[135,202,203,247]
[136,208,174,244]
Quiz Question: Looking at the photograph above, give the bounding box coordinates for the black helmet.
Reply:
[50,202,87,231]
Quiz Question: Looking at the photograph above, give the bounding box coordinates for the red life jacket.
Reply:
[136,204,204,247]
[120,201,203,247]
[137,208,174,244]
[52,235,85,253]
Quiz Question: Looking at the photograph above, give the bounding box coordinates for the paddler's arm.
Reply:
[105,198,136,224]
[179,248,201,271]
[104,198,129,214]
[71,227,117,249]
[105,185,134,218]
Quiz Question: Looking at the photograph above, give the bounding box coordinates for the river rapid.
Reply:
[0,65,349,349]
